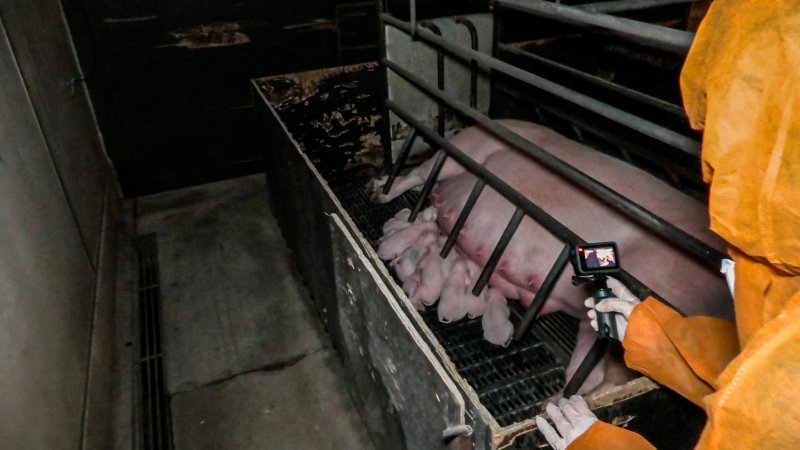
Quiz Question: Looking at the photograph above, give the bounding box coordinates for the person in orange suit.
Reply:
[536,1,800,448]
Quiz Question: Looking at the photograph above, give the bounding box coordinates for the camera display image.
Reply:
[582,246,617,269]
[572,242,620,275]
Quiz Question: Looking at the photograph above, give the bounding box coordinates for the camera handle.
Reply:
[562,275,620,396]
[592,277,620,341]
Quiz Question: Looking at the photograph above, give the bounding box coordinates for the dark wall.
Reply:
[0,0,118,447]
[63,0,378,196]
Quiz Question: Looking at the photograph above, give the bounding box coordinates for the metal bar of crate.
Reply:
[454,17,480,108]
[493,82,701,184]
[514,245,572,340]
[383,128,419,194]
[381,13,701,156]
[496,0,694,54]
[440,179,486,258]
[409,0,416,36]
[409,150,448,221]
[577,0,700,14]
[472,208,525,296]
[496,43,685,116]
[419,21,446,137]
[383,57,725,269]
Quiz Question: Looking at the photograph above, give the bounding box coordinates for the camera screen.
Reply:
[580,245,618,270]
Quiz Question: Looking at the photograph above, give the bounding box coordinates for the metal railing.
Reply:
[496,0,694,53]
[576,0,701,14]
[495,43,686,117]
[382,14,701,156]
[379,0,717,398]
[383,58,722,269]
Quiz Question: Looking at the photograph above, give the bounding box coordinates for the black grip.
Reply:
[594,286,620,341]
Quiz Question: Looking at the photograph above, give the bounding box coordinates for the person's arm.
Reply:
[535,396,655,450]
[585,279,738,406]
[558,299,738,450]
[540,286,739,449]
[692,293,800,449]
[622,298,739,407]
[569,421,654,450]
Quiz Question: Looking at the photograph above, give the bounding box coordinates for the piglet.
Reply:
[438,259,470,323]
[482,289,513,347]
[412,238,456,307]
[382,208,413,238]
[391,247,420,281]
[402,273,425,310]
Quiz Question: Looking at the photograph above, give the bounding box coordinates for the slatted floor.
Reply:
[332,180,579,427]
[262,64,580,430]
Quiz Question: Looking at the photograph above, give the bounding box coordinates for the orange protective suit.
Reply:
[568,0,800,448]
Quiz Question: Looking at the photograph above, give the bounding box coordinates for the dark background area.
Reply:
[61,0,382,196]
[59,0,496,197]
[58,0,705,199]
[59,0,500,197]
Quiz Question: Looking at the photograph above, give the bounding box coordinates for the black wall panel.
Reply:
[64,0,378,196]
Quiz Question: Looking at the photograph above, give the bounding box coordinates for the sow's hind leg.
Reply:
[561,319,638,396]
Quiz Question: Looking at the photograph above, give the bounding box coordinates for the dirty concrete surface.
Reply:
[130,174,374,449]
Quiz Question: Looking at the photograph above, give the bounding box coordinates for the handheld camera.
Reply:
[571,242,620,276]
[570,242,621,340]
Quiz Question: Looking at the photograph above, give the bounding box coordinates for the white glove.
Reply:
[535,395,598,450]
[720,258,735,297]
[584,277,641,341]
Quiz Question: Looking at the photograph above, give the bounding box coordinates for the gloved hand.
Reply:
[535,395,598,450]
[584,277,641,341]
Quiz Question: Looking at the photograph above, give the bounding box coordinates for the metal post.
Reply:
[409,0,416,36]
[514,245,571,340]
[409,150,447,222]
[383,128,419,194]
[419,21,446,137]
[490,2,505,116]
[454,17,480,109]
[376,0,394,172]
[472,208,525,296]
[440,179,486,258]
[562,339,609,396]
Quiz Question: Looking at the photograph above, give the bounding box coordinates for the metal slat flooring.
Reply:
[332,180,579,427]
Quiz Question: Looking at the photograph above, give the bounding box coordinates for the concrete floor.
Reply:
[121,174,374,449]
